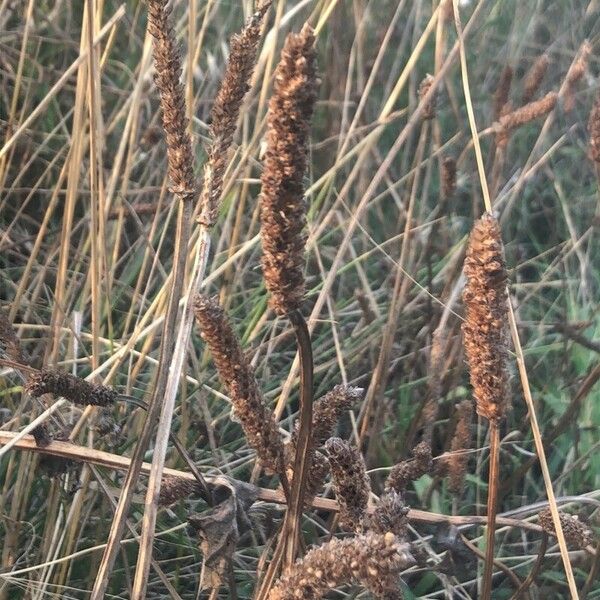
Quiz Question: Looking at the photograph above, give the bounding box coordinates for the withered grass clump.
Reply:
[462,213,509,422]
[447,400,474,495]
[522,53,550,104]
[198,2,272,226]
[147,0,195,198]
[325,438,370,531]
[587,92,600,163]
[260,24,317,315]
[386,441,433,494]
[538,509,594,549]
[193,294,284,472]
[25,370,117,407]
[268,532,414,600]
[493,65,513,120]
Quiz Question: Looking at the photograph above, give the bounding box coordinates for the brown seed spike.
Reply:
[147,0,196,200]
[386,441,433,494]
[267,532,414,600]
[441,156,456,200]
[462,213,510,423]
[497,92,557,135]
[447,399,474,496]
[325,438,371,532]
[562,41,591,113]
[198,2,272,226]
[493,65,513,120]
[418,73,436,120]
[24,370,117,407]
[538,509,594,550]
[193,294,284,472]
[158,476,202,507]
[260,25,317,315]
[588,92,600,163]
[522,53,550,104]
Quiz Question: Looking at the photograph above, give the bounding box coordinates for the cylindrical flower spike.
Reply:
[462,213,510,422]
[193,294,284,472]
[259,24,317,315]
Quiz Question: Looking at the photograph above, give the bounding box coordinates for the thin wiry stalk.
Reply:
[91,0,197,596]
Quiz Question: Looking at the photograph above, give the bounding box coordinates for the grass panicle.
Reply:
[198,2,272,226]
[325,437,371,531]
[386,441,433,494]
[538,509,594,550]
[522,53,550,104]
[193,294,284,472]
[24,370,117,407]
[260,24,317,315]
[447,399,474,496]
[146,0,196,199]
[462,212,509,422]
[267,532,414,600]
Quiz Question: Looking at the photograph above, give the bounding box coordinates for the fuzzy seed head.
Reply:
[386,441,433,494]
[462,213,510,422]
[447,400,474,496]
[260,25,317,315]
[325,438,371,531]
[588,92,600,163]
[24,370,117,407]
[198,3,272,226]
[522,53,550,104]
[494,65,513,120]
[193,294,284,472]
[268,532,414,599]
[146,0,196,199]
[538,509,594,550]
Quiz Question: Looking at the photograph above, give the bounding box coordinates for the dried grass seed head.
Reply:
[325,437,371,531]
[496,92,557,147]
[562,41,591,113]
[493,65,513,120]
[538,509,594,550]
[462,213,510,423]
[260,24,317,315]
[268,532,414,600]
[447,399,474,496]
[522,53,550,104]
[294,384,362,447]
[193,294,284,472]
[418,73,436,120]
[159,476,203,507]
[146,0,195,198]
[588,92,600,163]
[441,156,456,200]
[386,441,433,494]
[24,370,117,407]
[199,2,272,226]
[363,491,409,538]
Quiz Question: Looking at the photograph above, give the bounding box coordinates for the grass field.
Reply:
[0,0,599,598]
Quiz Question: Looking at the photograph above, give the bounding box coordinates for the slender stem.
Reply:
[283,309,314,570]
[510,533,548,600]
[482,422,500,599]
